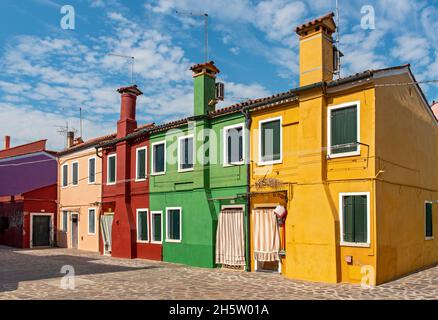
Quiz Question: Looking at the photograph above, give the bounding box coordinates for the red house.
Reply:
[0,137,57,248]
[97,85,161,260]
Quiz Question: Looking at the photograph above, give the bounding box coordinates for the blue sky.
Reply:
[0,0,437,149]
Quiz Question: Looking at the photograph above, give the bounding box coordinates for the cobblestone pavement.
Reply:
[0,246,437,300]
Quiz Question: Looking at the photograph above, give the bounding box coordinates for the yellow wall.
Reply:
[58,148,103,252]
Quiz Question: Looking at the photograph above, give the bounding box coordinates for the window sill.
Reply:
[137,240,150,244]
[178,168,194,173]
[257,160,282,166]
[135,178,147,182]
[87,232,96,236]
[223,162,244,168]
[106,182,116,186]
[150,240,163,244]
[166,239,182,243]
[425,236,434,241]
[340,242,370,248]
[327,150,360,159]
[151,171,166,176]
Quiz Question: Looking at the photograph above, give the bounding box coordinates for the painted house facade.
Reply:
[57,132,115,252]
[0,137,57,248]
[246,13,438,285]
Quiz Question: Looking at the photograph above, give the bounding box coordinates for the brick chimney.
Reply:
[190,61,220,116]
[295,12,337,87]
[4,136,10,150]
[116,85,143,138]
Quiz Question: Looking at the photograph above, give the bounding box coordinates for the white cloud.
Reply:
[391,35,430,67]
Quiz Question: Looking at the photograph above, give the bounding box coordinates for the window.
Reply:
[0,217,9,231]
[223,124,244,166]
[152,142,166,175]
[72,162,79,186]
[136,147,147,181]
[259,117,282,165]
[107,154,116,185]
[137,209,149,242]
[425,202,433,239]
[340,193,370,246]
[328,102,360,157]
[62,211,68,232]
[178,135,194,172]
[88,157,96,184]
[166,207,182,242]
[62,164,68,187]
[88,208,96,235]
[151,211,163,243]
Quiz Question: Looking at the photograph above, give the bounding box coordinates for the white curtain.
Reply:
[215,209,246,266]
[100,215,113,254]
[252,209,280,262]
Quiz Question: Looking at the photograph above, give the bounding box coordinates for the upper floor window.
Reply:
[425,201,433,240]
[152,141,166,175]
[88,157,96,184]
[259,117,282,165]
[62,164,68,187]
[178,135,194,172]
[328,102,360,158]
[223,124,244,166]
[340,192,370,246]
[136,147,147,181]
[72,162,79,186]
[107,154,116,185]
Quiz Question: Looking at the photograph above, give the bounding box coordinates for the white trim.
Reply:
[258,116,283,166]
[151,211,163,244]
[425,201,434,240]
[30,212,54,248]
[222,123,245,167]
[177,135,194,173]
[136,208,149,243]
[166,207,182,243]
[221,205,245,211]
[70,212,79,248]
[339,192,371,247]
[88,156,97,184]
[71,161,79,187]
[327,101,361,159]
[135,146,148,182]
[87,208,97,235]
[61,163,69,188]
[151,141,167,175]
[107,154,117,185]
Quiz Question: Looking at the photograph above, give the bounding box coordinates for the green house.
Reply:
[149,62,249,268]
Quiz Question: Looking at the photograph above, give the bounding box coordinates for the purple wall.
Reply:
[0,152,57,196]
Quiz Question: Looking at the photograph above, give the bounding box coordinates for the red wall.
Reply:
[0,201,24,248]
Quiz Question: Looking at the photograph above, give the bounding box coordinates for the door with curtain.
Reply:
[100,214,114,255]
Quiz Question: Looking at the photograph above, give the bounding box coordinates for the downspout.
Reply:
[241,107,252,272]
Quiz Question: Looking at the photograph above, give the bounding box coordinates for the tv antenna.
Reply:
[335,0,341,79]
[108,53,135,84]
[176,10,209,62]
[54,122,77,148]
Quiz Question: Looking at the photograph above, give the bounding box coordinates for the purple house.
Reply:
[0,137,58,248]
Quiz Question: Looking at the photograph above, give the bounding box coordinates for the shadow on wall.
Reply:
[0,246,161,293]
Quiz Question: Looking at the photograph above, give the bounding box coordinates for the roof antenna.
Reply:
[54,122,77,148]
[79,107,83,138]
[176,10,209,62]
[108,53,135,85]
[335,0,341,79]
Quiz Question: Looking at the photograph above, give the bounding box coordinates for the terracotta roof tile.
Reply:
[295,12,335,33]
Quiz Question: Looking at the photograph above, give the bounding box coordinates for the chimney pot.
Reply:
[4,136,10,150]
[67,131,75,148]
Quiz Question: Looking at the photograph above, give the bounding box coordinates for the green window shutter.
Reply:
[152,214,162,242]
[426,203,433,238]
[168,209,181,240]
[331,106,357,154]
[261,120,281,161]
[137,211,148,241]
[72,163,78,185]
[354,195,367,243]
[343,196,355,243]
[109,156,116,183]
[227,134,232,164]
[137,149,146,179]
[154,144,165,173]
[89,158,96,183]
[63,165,68,187]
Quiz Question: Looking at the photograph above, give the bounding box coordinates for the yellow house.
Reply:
[248,13,438,285]
[57,133,115,252]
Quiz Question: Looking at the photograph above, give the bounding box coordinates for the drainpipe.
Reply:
[241,107,252,272]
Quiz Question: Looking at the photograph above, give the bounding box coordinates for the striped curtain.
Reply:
[215,210,246,266]
[252,209,280,262]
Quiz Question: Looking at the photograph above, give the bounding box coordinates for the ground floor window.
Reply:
[340,193,369,245]
[88,208,96,235]
[425,201,433,239]
[166,207,181,242]
[151,211,163,243]
[62,211,68,232]
[137,209,149,242]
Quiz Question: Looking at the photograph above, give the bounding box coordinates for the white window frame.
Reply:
[88,156,96,185]
[339,192,371,247]
[223,123,245,167]
[178,135,194,173]
[166,207,182,243]
[61,210,69,233]
[107,154,117,185]
[135,146,148,182]
[87,208,97,235]
[258,116,283,166]
[327,101,361,159]
[61,164,68,188]
[151,141,166,175]
[136,208,149,243]
[425,201,434,241]
[71,161,79,187]
[151,211,163,244]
